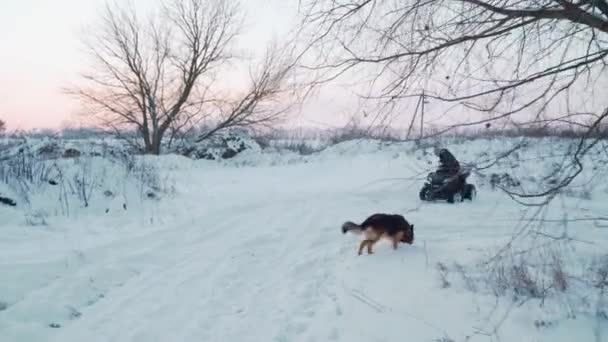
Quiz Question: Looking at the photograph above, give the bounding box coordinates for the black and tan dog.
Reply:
[342,213,414,255]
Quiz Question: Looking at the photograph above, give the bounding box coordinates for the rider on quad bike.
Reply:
[433,146,460,180]
[420,145,476,203]
[432,146,467,198]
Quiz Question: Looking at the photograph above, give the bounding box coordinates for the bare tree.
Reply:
[296,0,608,199]
[69,0,296,154]
[0,119,5,135]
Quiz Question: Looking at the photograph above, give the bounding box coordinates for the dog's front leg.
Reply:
[358,240,369,255]
[391,238,399,250]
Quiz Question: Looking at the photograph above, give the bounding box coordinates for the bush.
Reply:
[327,122,401,145]
[436,244,608,322]
[0,138,168,219]
[0,147,52,205]
[175,131,260,160]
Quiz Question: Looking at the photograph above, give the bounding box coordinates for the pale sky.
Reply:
[0,0,94,129]
[3,1,602,133]
[0,0,356,131]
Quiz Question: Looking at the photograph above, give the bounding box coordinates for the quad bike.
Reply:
[419,167,476,203]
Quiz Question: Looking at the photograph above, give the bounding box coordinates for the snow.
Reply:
[1,137,607,341]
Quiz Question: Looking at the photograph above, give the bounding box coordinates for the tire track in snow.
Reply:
[46,197,346,342]
[36,209,251,341]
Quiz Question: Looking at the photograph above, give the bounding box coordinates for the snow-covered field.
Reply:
[1,137,607,342]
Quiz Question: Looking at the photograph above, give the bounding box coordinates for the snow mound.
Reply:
[0,137,133,161]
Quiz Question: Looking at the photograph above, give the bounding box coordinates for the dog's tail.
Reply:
[342,221,363,234]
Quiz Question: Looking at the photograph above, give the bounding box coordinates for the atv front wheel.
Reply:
[419,185,431,201]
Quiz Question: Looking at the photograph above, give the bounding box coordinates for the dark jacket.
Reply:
[437,149,460,175]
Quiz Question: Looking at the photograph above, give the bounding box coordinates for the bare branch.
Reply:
[296,0,608,202]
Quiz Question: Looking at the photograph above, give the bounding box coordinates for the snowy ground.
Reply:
[1,138,607,342]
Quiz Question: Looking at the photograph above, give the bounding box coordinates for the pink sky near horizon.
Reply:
[0,0,360,131]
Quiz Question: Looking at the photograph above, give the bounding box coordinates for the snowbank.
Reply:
[0,135,606,342]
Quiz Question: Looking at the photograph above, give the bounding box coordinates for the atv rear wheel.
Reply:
[462,184,476,201]
[447,192,462,203]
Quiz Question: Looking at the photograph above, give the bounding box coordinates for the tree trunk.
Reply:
[149,130,163,155]
[139,126,163,155]
[143,144,160,155]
